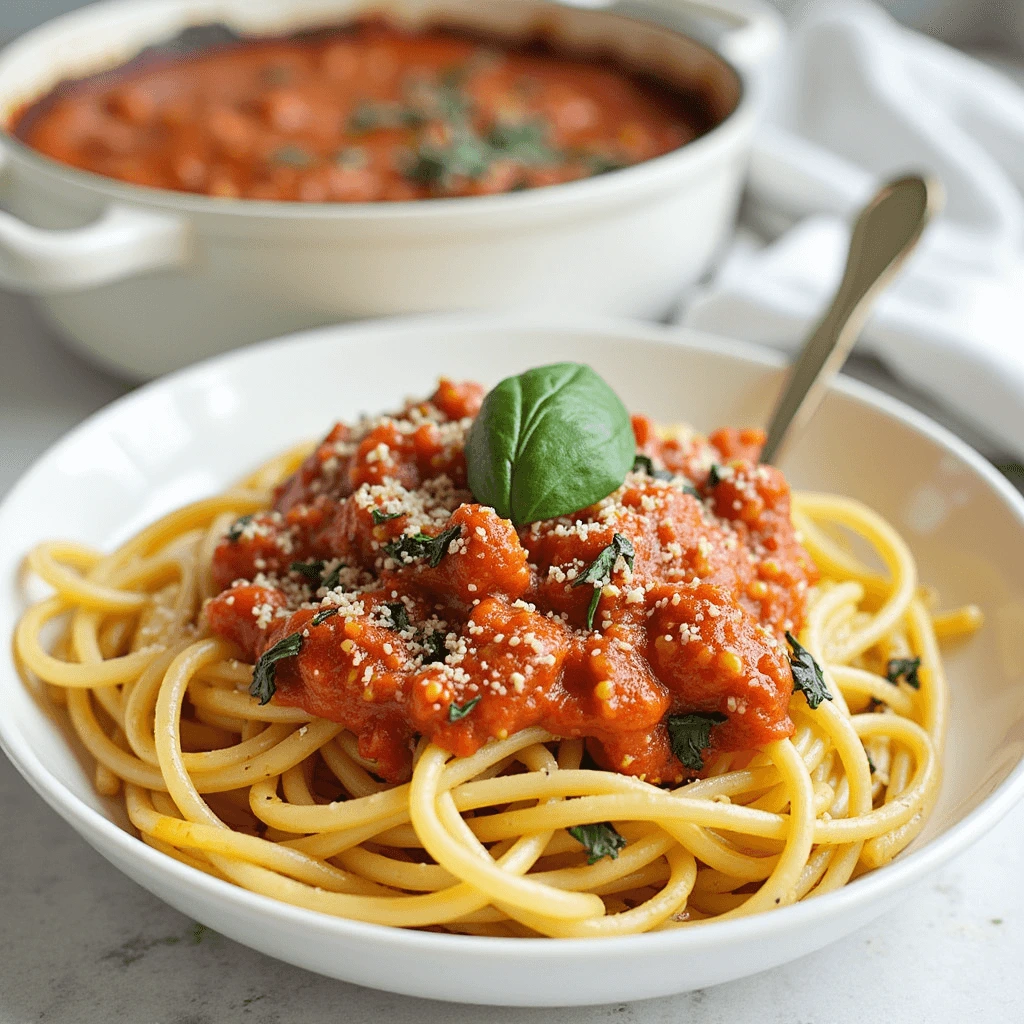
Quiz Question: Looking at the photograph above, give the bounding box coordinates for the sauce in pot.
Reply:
[11,19,718,202]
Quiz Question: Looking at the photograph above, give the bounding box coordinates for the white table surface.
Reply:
[1,288,1022,1024]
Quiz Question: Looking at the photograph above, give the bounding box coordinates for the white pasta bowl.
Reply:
[1,314,1023,1006]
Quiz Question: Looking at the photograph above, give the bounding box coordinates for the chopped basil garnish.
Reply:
[487,119,555,164]
[386,602,411,632]
[886,656,922,689]
[250,632,303,706]
[465,363,634,525]
[786,632,832,709]
[421,630,447,664]
[866,752,877,775]
[371,508,403,525]
[405,134,492,188]
[568,822,627,864]
[632,453,674,481]
[708,464,723,487]
[448,695,481,722]
[290,560,325,584]
[334,146,368,169]
[582,153,627,176]
[270,145,314,167]
[384,524,462,568]
[572,533,635,630]
[321,564,345,591]
[311,607,338,627]
[226,514,255,542]
[667,712,726,771]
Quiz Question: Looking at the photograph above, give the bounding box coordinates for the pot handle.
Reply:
[0,148,188,293]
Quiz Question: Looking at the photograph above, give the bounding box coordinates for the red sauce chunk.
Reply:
[205,383,817,783]
[11,20,715,202]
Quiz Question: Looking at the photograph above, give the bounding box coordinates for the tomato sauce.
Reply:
[204,381,817,785]
[11,19,714,202]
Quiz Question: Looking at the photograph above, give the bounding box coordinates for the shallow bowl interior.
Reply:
[2,315,1023,1006]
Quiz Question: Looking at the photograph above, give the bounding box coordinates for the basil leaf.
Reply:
[290,559,325,583]
[311,607,338,627]
[384,524,462,568]
[448,695,481,721]
[708,464,722,487]
[226,514,254,542]
[632,453,674,481]
[568,822,627,864]
[572,533,634,629]
[886,656,921,689]
[786,632,832,709]
[386,603,411,632]
[371,509,402,525]
[421,631,447,664]
[465,363,635,525]
[667,712,726,771]
[866,752,877,775]
[250,632,302,705]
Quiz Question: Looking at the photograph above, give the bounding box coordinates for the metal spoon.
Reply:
[759,174,942,465]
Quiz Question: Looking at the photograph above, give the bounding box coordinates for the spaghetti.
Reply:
[13,383,979,938]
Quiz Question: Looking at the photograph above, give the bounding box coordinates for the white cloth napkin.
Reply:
[680,0,1024,459]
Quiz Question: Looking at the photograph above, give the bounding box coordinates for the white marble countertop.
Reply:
[1,289,1022,1024]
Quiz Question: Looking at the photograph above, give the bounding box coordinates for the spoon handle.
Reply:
[759,174,942,465]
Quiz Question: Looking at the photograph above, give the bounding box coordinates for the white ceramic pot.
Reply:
[0,0,783,379]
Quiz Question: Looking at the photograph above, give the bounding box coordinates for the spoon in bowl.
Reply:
[759,174,943,466]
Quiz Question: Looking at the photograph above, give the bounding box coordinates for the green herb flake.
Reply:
[386,602,411,632]
[866,752,877,775]
[632,453,674,481]
[270,144,314,168]
[886,656,922,690]
[384,524,462,568]
[572,533,635,629]
[421,630,448,664]
[371,509,403,525]
[786,632,832,709]
[582,153,627,176]
[667,712,727,771]
[708,464,723,487]
[226,514,255,543]
[334,146,368,170]
[311,607,338,627]
[465,363,635,525]
[250,632,303,705]
[321,563,345,591]
[568,822,627,864]
[487,119,555,165]
[405,134,492,189]
[290,559,325,584]
[448,695,481,722]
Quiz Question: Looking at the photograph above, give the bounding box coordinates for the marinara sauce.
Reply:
[204,381,817,785]
[11,20,714,201]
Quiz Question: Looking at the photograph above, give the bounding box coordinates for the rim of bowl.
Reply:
[0,0,752,222]
[2,311,1023,959]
